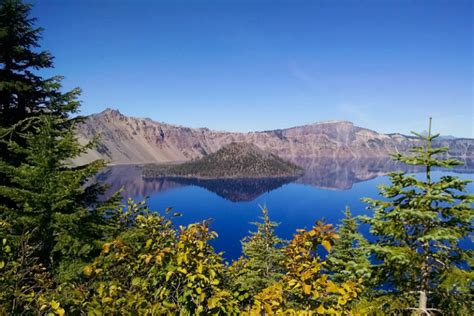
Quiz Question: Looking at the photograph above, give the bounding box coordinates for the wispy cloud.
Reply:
[287,60,319,91]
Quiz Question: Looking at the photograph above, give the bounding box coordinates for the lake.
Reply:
[98,158,474,261]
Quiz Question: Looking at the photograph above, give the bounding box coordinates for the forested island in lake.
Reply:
[142,142,304,179]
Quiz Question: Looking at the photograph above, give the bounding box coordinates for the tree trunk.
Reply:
[418,290,427,315]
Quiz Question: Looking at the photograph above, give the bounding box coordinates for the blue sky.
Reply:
[32,0,472,137]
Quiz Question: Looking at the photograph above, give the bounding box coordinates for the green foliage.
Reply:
[248,222,362,314]
[0,220,62,315]
[327,207,372,286]
[0,0,53,130]
[60,199,239,315]
[0,0,119,284]
[228,207,286,305]
[360,118,474,314]
[0,111,119,280]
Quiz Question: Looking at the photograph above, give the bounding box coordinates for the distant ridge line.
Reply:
[74,108,474,165]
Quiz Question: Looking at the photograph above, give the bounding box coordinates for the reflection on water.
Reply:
[96,159,473,260]
[294,157,473,190]
[97,165,184,197]
[98,158,474,202]
[152,177,299,202]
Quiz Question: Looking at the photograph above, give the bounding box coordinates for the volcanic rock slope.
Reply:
[74,108,474,165]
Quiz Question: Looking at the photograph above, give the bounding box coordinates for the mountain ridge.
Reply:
[74,108,474,165]
[98,108,359,134]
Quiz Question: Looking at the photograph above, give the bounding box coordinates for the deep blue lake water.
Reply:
[98,159,473,261]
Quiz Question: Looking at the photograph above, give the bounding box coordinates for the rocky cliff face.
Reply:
[75,108,474,165]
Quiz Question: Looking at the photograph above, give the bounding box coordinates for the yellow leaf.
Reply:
[303,283,312,295]
[155,254,162,264]
[144,254,152,264]
[263,303,273,314]
[316,304,325,314]
[102,297,113,304]
[208,297,217,309]
[197,262,203,273]
[196,305,204,314]
[102,243,111,253]
[326,281,340,293]
[50,300,60,310]
[338,296,348,305]
[97,283,104,296]
[321,240,332,252]
[177,267,187,274]
[301,270,312,281]
[83,265,93,277]
[145,238,153,248]
[312,290,320,299]
[197,240,204,249]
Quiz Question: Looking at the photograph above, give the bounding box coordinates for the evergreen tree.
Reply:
[0,0,55,164]
[0,0,118,282]
[326,207,371,284]
[229,207,286,305]
[250,221,362,314]
[0,0,52,112]
[361,118,473,314]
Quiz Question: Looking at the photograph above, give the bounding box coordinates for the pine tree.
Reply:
[326,207,371,284]
[361,118,473,314]
[0,0,56,163]
[0,0,118,282]
[229,207,286,305]
[0,0,53,111]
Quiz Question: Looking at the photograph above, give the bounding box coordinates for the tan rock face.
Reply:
[74,108,474,165]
